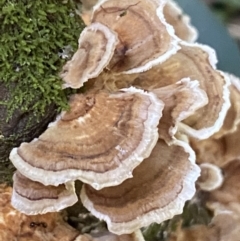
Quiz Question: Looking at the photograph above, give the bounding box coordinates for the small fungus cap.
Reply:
[133,42,230,139]
[207,160,240,214]
[11,171,78,215]
[152,78,208,143]
[0,185,80,241]
[80,139,200,235]
[61,22,119,89]
[163,0,198,42]
[214,73,240,138]
[10,87,164,189]
[92,0,180,73]
[197,163,223,191]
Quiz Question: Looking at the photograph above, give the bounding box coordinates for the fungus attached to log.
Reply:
[80,139,200,235]
[61,22,119,89]
[92,0,179,73]
[10,88,164,190]
[12,171,78,215]
[0,184,80,241]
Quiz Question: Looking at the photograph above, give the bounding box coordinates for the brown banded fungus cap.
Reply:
[133,43,230,139]
[12,171,78,215]
[152,78,208,143]
[163,0,198,42]
[10,87,164,190]
[197,163,223,191]
[61,22,119,89]
[191,76,240,167]
[206,160,240,215]
[80,139,200,235]
[213,73,240,138]
[0,184,81,241]
[91,0,179,74]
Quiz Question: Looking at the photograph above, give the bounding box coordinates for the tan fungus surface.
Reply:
[92,0,179,73]
[0,185,80,241]
[12,171,77,215]
[191,78,240,166]
[80,139,200,234]
[10,88,163,189]
[164,0,198,42]
[133,43,230,139]
[197,163,223,191]
[152,78,208,143]
[207,160,240,214]
[213,74,240,138]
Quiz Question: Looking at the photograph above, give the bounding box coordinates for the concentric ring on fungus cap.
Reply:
[163,0,198,42]
[11,171,77,215]
[61,22,119,89]
[92,0,180,74]
[10,87,164,190]
[80,139,200,235]
[132,42,230,139]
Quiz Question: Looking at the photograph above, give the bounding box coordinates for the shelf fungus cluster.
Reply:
[0,184,145,241]
[9,0,235,237]
[169,75,240,240]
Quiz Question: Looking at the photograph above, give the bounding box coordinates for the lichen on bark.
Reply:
[0,0,85,183]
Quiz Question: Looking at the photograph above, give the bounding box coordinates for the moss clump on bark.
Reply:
[0,0,84,182]
[0,0,84,119]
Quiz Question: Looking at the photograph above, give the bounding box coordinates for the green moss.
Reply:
[0,0,85,121]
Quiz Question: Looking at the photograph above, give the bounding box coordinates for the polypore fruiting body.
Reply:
[80,139,200,235]
[191,76,240,167]
[10,88,164,190]
[197,163,223,191]
[92,0,179,73]
[0,184,80,241]
[133,43,230,139]
[61,23,119,88]
[12,171,77,215]
[213,74,240,138]
[163,0,198,42]
[206,160,240,215]
[152,78,208,143]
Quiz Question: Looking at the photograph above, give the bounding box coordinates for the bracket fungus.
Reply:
[152,78,208,143]
[197,163,223,191]
[91,0,180,74]
[133,43,230,139]
[80,139,200,235]
[163,0,198,42]
[206,160,240,215]
[7,0,236,237]
[10,87,164,190]
[191,74,240,167]
[61,22,119,89]
[12,171,77,215]
[0,184,81,241]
